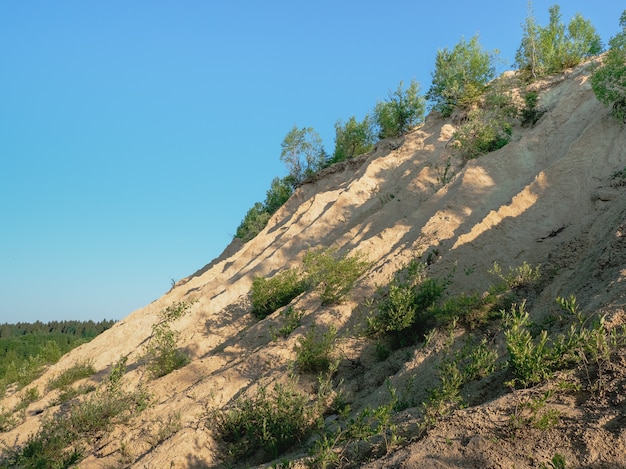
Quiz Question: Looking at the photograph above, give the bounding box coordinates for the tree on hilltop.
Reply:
[426,35,498,117]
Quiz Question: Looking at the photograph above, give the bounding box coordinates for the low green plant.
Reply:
[540,453,567,469]
[303,247,370,305]
[308,395,401,467]
[211,381,313,461]
[294,325,338,374]
[1,356,149,468]
[420,335,499,432]
[47,359,96,391]
[270,306,305,340]
[490,261,541,290]
[504,296,625,388]
[367,263,446,348]
[251,268,307,319]
[143,301,192,379]
[510,390,560,431]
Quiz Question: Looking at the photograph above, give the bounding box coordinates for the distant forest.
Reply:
[0,319,116,395]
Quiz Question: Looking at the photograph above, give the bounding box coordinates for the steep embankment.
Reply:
[2,60,626,468]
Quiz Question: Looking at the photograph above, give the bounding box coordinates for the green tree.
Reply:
[264,176,293,214]
[235,202,271,242]
[426,35,497,117]
[591,10,626,122]
[516,4,602,80]
[280,126,326,185]
[331,115,375,164]
[374,79,425,139]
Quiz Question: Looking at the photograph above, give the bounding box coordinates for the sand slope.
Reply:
[2,59,626,468]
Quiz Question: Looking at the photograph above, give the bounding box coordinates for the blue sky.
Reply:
[0,1,622,323]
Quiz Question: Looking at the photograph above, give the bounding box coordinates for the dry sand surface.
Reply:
[2,59,626,468]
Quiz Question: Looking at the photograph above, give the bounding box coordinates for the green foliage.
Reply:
[47,359,96,391]
[516,4,602,80]
[0,320,114,397]
[540,453,567,469]
[251,268,307,319]
[235,176,294,242]
[270,306,304,340]
[308,393,401,467]
[421,335,499,432]
[373,80,425,139]
[331,115,375,164]
[591,10,626,122]
[211,381,313,461]
[510,389,561,431]
[519,91,546,127]
[503,296,624,388]
[302,247,371,305]
[452,107,512,159]
[427,35,497,117]
[1,356,149,468]
[490,261,541,290]
[367,263,446,348]
[236,202,272,242]
[143,301,192,379]
[294,325,338,373]
[280,125,327,185]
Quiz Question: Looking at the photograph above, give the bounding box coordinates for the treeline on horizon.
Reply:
[0,319,116,396]
[234,3,626,243]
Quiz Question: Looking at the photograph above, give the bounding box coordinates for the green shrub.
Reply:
[452,107,512,159]
[303,247,370,305]
[294,325,338,373]
[519,91,546,127]
[143,301,192,379]
[502,296,624,388]
[367,263,446,348]
[427,35,498,117]
[251,268,307,319]
[211,381,313,461]
[591,10,626,122]
[373,80,425,139]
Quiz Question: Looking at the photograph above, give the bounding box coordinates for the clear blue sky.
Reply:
[0,1,622,323]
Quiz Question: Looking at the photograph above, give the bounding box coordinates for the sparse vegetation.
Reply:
[1,356,149,468]
[47,359,96,391]
[503,296,625,388]
[270,306,305,340]
[591,10,626,122]
[143,301,192,379]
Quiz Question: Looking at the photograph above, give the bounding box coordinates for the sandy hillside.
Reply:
[2,59,626,468]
